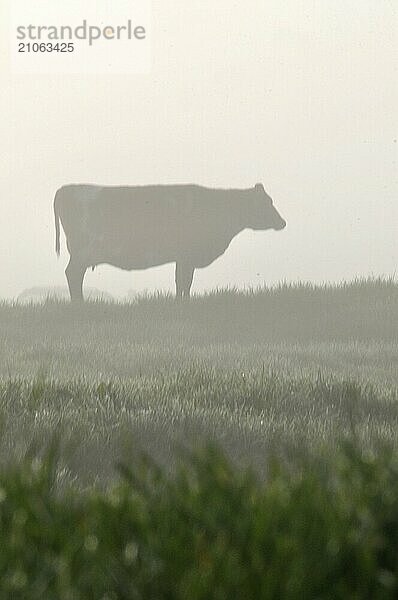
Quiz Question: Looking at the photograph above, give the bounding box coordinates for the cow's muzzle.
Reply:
[274,219,286,231]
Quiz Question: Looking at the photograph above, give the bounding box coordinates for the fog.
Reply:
[1,0,397,300]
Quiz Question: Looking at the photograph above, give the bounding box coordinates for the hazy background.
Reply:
[1,0,397,300]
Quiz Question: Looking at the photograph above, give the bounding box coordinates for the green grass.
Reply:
[0,278,396,486]
[1,441,398,598]
[0,278,397,596]
[0,374,397,489]
[1,277,397,383]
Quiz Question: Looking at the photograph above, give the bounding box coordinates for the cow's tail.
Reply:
[54,190,61,256]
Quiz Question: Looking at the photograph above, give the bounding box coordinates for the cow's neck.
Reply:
[228,189,255,233]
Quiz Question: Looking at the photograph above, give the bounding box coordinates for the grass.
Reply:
[0,374,397,489]
[0,278,396,486]
[0,277,397,384]
[0,278,397,596]
[0,441,398,598]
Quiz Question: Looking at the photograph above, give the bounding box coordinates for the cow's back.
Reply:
[56,184,238,268]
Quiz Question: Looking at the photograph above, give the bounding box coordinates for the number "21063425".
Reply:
[18,42,75,53]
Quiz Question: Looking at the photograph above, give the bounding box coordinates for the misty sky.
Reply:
[1,1,397,299]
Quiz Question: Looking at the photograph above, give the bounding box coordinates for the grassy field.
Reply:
[1,442,398,598]
[0,278,397,596]
[2,278,397,382]
[0,278,397,487]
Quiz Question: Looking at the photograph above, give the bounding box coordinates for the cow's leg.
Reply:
[175,262,195,299]
[65,257,87,302]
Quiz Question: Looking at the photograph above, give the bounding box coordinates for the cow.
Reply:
[54,183,286,301]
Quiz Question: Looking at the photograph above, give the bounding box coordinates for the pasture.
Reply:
[0,278,397,596]
[0,278,397,487]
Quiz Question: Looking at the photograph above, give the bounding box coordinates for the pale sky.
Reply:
[1,1,397,299]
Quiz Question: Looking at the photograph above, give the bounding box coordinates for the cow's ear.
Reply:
[255,183,264,192]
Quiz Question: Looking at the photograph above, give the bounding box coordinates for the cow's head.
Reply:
[249,183,286,231]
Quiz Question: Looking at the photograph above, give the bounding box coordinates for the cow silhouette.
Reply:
[54,183,286,301]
